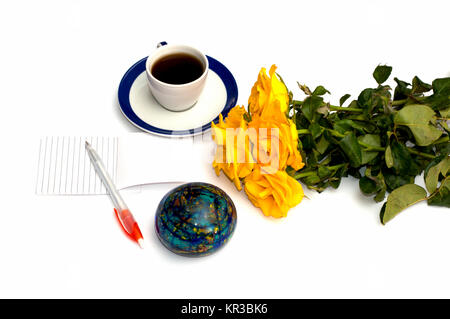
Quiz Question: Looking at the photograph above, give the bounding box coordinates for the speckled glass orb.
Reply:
[155,182,237,257]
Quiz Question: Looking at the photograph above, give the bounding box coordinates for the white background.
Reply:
[1,0,449,298]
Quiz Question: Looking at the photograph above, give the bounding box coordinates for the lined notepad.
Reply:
[35,133,216,195]
[35,136,119,195]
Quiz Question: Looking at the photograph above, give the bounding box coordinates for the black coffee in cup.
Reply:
[151,53,204,85]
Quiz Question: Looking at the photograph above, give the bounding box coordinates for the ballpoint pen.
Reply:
[85,141,144,248]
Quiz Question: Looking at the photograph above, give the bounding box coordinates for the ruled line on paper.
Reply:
[35,136,119,195]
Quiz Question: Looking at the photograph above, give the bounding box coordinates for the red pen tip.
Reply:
[114,208,144,248]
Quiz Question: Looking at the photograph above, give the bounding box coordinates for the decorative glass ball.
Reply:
[155,182,237,257]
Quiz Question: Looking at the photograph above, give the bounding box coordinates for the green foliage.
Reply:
[380,184,427,225]
[291,65,450,224]
[394,104,442,146]
[373,65,392,85]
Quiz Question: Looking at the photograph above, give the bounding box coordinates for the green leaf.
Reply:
[436,159,450,174]
[316,135,329,154]
[306,148,319,166]
[333,119,353,135]
[312,85,330,96]
[329,165,347,189]
[424,156,450,193]
[339,94,351,106]
[304,173,321,186]
[357,88,375,109]
[376,114,394,130]
[358,134,381,148]
[380,184,427,224]
[301,95,323,123]
[333,119,365,135]
[432,77,450,95]
[373,65,393,85]
[309,122,323,139]
[390,141,411,174]
[428,178,450,207]
[357,88,384,115]
[393,78,411,100]
[394,104,443,146]
[383,169,414,192]
[412,76,432,94]
[359,176,378,195]
[436,142,450,156]
[301,134,315,151]
[440,107,450,118]
[424,93,450,111]
[338,132,362,167]
[318,166,332,178]
[361,151,379,166]
[389,140,420,176]
[385,145,394,168]
[363,168,387,202]
[358,134,381,164]
[374,187,387,203]
[376,85,392,102]
[425,78,450,111]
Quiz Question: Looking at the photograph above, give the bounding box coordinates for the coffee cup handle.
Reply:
[157,41,168,48]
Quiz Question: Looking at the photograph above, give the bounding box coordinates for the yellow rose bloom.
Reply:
[285,119,305,171]
[211,107,254,191]
[224,105,248,128]
[248,79,305,171]
[211,106,248,146]
[244,168,304,218]
[211,66,306,218]
[248,105,305,172]
[248,65,289,116]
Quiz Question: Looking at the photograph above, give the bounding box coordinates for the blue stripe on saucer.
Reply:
[118,56,238,136]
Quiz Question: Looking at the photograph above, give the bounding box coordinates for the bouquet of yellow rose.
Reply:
[211,65,305,218]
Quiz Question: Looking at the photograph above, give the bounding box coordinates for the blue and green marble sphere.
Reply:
[155,182,237,257]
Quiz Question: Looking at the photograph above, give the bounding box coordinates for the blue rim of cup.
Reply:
[118,56,238,136]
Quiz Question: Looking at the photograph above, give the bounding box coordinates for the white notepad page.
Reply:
[35,133,217,195]
[116,132,217,190]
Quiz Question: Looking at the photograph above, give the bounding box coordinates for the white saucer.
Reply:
[118,56,238,137]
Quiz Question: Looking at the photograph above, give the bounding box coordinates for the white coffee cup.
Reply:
[145,42,209,112]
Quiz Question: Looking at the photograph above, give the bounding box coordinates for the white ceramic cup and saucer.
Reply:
[118,41,238,137]
[145,42,209,112]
